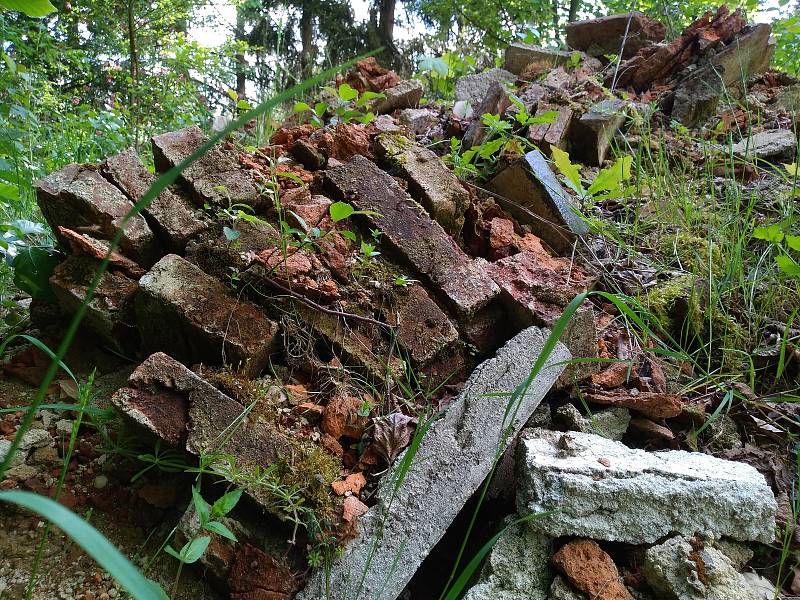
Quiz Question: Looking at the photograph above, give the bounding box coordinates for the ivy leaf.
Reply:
[785,234,800,252]
[776,254,800,277]
[753,224,785,244]
[0,0,56,17]
[329,201,355,222]
[337,83,359,102]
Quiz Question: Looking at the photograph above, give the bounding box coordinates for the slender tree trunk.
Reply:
[235,6,247,105]
[299,1,314,79]
[127,0,139,148]
[551,0,561,43]
[568,0,580,23]
[378,0,395,47]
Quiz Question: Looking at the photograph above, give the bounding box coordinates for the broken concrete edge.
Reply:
[516,428,777,545]
[297,326,570,600]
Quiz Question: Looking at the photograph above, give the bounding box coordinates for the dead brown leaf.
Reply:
[372,412,416,464]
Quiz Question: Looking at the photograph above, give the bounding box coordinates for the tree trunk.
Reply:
[551,0,561,43]
[568,0,581,23]
[300,1,314,79]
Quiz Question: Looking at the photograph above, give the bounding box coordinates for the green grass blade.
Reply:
[0,490,164,599]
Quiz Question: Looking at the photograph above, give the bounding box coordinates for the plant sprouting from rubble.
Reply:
[551,147,634,205]
[416,53,478,98]
[165,484,242,598]
[293,83,385,127]
[752,215,800,278]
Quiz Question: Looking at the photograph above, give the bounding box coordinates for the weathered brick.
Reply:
[325,156,499,316]
[102,148,208,252]
[135,254,278,376]
[49,255,139,353]
[375,133,469,236]
[151,126,260,208]
[375,79,423,114]
[569,99,627,165]
[112,352,293,506]
[504,43,574,75]
[489,149,588,253]
[34,165,160,267]
[527,105,573,155]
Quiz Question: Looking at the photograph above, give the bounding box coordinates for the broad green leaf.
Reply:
[339,230,357,242]
[12,246,61,301]
[204,521,237,541]
[753,224,785,244]
[551,147,583,195]
[0,182,19,202]
[292,101,312,113]
[180,536,211,563]
[0,0,56,17]
[784,163,798,176]
[785,235,800,252]
[330,201,355,222]
[337,83,359,102]
[776,254,800,276]
[587,156,632,196]
[0,491,163,598]
[212,488,242,517]
[525,110,558,125]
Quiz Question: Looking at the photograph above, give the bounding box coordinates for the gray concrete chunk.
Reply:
[102,148,209,252]
[569,99,627,165]
[375,79,423,114]
[375,133,469,236]
[135,254,278,376]
[489,149,588,253]
[516,428,777,544]
[34,165,160,267]
[455,68,515,110]
[297,327,569,600]
[730,129,797,161]
[151,126,260,208]
[325,155,499,316]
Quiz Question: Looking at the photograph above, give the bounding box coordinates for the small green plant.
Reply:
[165,484,241,597]
[416,53,477,98]
[293,83,384,127]
[551,147,634,205]
[752,217,800,277]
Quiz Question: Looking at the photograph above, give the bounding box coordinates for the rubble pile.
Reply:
[4,4,795,599]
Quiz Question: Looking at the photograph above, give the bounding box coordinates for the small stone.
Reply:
[730,129,797,161]
[6,464,38,481]
[552,539,631,600]
[398,108,440,135]
[375,80,423,114]
[290,138,327,170]
[93,475,109,490]
[331,472,367,496]
[569,99,628,166]
[549,574,585,600]
[55,419,74,436]
[31,446,59,464]
[342,496,369,522]
[0,439,24,467]
[504,43,576,75]
[555,404,630,441]
[19,429,52,451]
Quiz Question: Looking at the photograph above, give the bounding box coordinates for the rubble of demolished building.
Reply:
[2,4,798,599]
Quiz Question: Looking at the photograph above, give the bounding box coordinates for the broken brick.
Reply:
[569,99,627,166]
[488,149,588,253]
[552,539,632,600]
[331,472,366,496]
[375,80,423,114]
[375,133,470,236]
[136,254,278,377]
[342,495,369,522]
[151,126,260,209]
[34,164,161,267]
[325,156,499,317]
[585,389,683,419]
[57,226,145,278]
[322,394,370,440]
[50,255,139,353]
[527,105,573,155]
[102,148,208,252]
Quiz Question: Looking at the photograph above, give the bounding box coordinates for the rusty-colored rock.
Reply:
[591,362,633,389]
[325,155,499,317]
[136,254,278,377]
[585,389,683,418]
[229,544,298,599]
[342,495,369,522]
[552,539,632,600]
[57,227,145,278]
[322,394,370,440]
[331,472,367,496]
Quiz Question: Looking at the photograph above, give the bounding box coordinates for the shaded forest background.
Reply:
[0,0,799,226]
